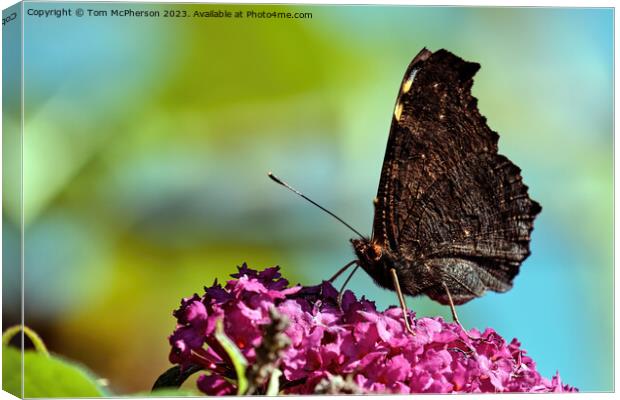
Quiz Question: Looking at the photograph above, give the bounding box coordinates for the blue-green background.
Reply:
[3,3,613,393]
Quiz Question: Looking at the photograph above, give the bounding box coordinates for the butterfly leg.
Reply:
[328,260,358,283]
[336,264,360,307]
[442,282,478,340]
[390,268,415,335]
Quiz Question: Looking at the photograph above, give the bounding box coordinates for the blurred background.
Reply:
[2,3,612,394]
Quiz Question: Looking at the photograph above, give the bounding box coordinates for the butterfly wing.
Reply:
[412,152,541,304]
[373,49,540,302]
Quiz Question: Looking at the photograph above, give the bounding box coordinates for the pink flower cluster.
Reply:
[168,264,576,394]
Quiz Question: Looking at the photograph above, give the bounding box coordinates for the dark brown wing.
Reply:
[412,153,541,295]
[372,48,540,294]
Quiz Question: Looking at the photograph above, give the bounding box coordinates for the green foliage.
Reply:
[266,368,282,396]
[3,345,106,397]
[2,345,21,397]
[151,364,203,391]
[214,319,249,395]
[2,325,48,356]
[3,326,106,397]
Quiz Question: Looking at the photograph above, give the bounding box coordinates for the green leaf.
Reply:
[151,364,203,391]
[266,368,282,396]
[214,319,248,395]
[2,345,22,397]
[3,345,107,397]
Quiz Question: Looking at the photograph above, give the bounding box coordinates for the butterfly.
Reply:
[270,48,541,332]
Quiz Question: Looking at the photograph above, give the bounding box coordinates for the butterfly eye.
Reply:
[371,243,383,261]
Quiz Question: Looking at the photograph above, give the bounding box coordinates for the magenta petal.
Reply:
[167,265,577,395]
[197,374,236,395]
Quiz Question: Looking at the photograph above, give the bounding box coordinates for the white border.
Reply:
[0,0,617,8]
[0,1,615,400]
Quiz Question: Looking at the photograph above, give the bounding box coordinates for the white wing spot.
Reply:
[402,68,419,94]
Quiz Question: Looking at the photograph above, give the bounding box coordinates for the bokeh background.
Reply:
[2,3,613,394]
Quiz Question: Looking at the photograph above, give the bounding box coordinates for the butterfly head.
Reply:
[351,238,400,290]
[351,238,387,272]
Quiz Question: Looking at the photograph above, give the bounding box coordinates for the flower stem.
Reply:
[2,325,49,356]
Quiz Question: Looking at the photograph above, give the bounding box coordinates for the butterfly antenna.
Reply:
[268,172,365,239]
